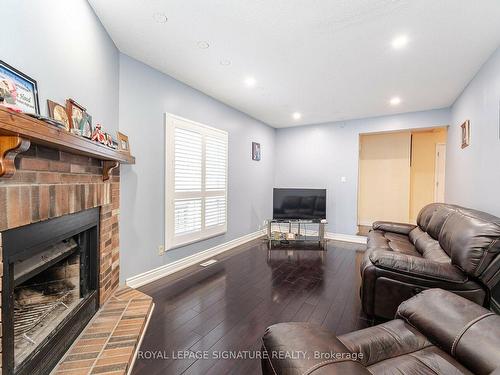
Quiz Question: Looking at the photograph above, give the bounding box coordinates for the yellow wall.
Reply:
[358,132,411,225]
[409,128,447,222]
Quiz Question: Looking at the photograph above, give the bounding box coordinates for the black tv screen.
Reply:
[273,188,326,221]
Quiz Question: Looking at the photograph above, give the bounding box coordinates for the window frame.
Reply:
[165,113,228,250]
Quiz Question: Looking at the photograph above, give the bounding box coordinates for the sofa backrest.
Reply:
[416,203,500,286]
[439,207,500,285]
[426,205,457,242]
[417,203,448,232]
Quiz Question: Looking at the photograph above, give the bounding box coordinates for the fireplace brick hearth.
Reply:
[0,143,122,373]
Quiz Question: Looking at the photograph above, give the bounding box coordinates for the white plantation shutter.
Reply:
[205,135,227,191]
[205,196,226,227]
[174,128,202,192]
[174,198,202,235]
[166,114,228,249]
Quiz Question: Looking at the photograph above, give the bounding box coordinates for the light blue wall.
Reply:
[118,54,275,281]
[446,46,500,217]
[274,109,451,235]
[0,0,119,132]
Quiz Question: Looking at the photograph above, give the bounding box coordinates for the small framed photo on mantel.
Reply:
[117,131,131,155]
[66,99,86,133]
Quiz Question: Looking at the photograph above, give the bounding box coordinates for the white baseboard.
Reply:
[357,220,374,227]
[326,232,367,244]
[126,229,266,288]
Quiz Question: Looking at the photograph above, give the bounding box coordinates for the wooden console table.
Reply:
[0,107,135,180]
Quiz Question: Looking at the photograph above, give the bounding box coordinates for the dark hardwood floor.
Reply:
[133,238,369,375]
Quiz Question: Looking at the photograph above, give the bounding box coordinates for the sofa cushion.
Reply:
[439,208,500,279]
[414,232,450,263]
[387,240,419,256]
[367,230,391,250]
[369,250,467,283]
[368,230,419,256]
[408,226,426,244]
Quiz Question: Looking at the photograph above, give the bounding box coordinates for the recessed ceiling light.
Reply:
[390,96,402,105]
[220,59,231,66]
[197,41,210,49]
[153,13,168,23]
[292,112,302,120]
[244,76,256,87]
[392,35,409,49]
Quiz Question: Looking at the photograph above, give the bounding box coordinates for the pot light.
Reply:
[197,41,210,49]
[392,35,409,49]
[390,97,402,106]
[292,112,302,120]
[153,13,168,23]
[244,76,256,87]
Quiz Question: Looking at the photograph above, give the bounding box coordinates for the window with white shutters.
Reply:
[165,114,228,249]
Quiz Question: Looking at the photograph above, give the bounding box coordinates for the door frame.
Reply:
[434,143,446,202]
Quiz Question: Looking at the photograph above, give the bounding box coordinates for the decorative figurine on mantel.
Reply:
[91,124,107,144]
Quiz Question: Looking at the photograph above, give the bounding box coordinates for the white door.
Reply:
[434,143,446,202]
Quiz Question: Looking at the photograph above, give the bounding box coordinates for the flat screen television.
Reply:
[273,188,326,221]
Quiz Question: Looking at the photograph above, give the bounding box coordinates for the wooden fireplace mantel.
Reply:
[0,107,135,180]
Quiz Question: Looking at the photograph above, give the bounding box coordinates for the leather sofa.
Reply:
[360,203,500,319]
[261,289,500,375]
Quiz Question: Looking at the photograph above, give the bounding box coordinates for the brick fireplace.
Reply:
[0,143,121,373]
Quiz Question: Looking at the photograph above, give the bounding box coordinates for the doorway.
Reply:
[357,127,447,232]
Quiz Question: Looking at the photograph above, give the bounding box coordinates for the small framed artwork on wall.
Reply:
[461,120,470,149]
[252,142,261,161]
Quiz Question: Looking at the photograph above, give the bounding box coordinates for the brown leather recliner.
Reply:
[360,203,500,319]
[261,289,500,375]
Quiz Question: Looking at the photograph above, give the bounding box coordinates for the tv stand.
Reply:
[267,219,327,250]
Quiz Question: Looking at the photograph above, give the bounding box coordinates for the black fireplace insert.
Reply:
[2,208,100,375]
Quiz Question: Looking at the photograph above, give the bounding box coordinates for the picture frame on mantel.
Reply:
[117,131,131,155]
[66,98,86,133]
[0,60,40,114]
[461,120,470,149]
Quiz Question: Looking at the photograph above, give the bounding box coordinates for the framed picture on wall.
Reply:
[252,142,261,161]
[461,120,470,149]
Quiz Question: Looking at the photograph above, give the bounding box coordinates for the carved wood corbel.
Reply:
[102,160,119,181]
[0,135,30,177]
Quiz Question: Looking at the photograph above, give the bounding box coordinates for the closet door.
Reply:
[358,132,411,226]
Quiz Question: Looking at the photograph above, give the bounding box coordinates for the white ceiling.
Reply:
[89,0,500,128]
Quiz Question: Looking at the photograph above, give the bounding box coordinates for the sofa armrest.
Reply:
[372,221,416,235]
[262,322,370,375]
[395,289,500,374]
[369,250,467,283]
